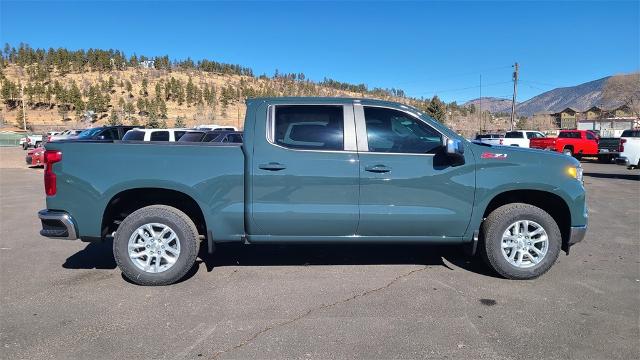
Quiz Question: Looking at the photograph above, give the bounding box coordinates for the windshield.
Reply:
[76,128,104,139]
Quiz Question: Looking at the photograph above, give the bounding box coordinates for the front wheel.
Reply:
[22,143,28,150]
[562,147,573,157]
[481,203,561,280]
[113,205,200,285]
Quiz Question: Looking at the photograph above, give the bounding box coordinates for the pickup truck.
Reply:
[616,129,640,169]
[38,97,588,285]
[20,134,43,150]
[529,130,599,158]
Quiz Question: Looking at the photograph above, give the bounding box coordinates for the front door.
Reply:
[250,103,359,238]
[356,104,475,238]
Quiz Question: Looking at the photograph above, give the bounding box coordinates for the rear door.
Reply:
[356,104,475,238]
[249,103,359,237]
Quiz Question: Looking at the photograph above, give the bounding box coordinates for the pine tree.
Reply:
[140,78,148,97]
[174,116,186,128]
[426,95,446,123]
[108,109,121,126]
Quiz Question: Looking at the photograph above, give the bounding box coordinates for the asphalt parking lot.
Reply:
[0,146,638,360]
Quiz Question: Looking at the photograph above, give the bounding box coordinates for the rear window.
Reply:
[178,132,205,142]
[621,130,640,137]
[558,131,581,139]
[505,131,523,138]
[150,131,170,141]
[122,131,145,141]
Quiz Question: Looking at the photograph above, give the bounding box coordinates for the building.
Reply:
[550,107,579,129]
[577,105,638,137]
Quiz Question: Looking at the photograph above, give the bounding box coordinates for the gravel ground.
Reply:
[0,146,638,359]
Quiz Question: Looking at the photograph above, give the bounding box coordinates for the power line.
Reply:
[392,65,513,87]
[413,81,512,96]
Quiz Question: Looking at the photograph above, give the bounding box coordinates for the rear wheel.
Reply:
[113,205,200,286]
[22,143,28,150]
[481,203,561,280]
[562,147,573,157]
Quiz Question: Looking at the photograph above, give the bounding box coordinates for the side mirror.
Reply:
[97,135,105,140]
[443,137,465,165]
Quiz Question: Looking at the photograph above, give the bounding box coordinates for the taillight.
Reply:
[44,150,62,196]
[619,138,626,152]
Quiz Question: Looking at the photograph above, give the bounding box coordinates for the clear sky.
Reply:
[1,1,638,103]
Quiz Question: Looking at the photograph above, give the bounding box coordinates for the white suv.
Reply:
[501,130,546,148]
[122,129,191,142]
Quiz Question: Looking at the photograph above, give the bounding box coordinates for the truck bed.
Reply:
[43,140,246,241]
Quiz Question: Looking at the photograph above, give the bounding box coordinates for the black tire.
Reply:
[481,203,561,280]
[22,143,28,150]
[113,205,200,286]
[562,147,573,157]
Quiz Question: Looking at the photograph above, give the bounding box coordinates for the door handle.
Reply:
[365,165,391,173]
[259,162,287,171]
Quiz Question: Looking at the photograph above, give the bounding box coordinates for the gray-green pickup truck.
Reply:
[39,97,587,285]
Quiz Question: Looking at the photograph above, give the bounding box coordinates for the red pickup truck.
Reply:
[530,130,599,158]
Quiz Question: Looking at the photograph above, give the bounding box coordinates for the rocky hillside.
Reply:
[463,97,512,114]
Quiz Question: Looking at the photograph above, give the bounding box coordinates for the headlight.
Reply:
[566,166,583,182]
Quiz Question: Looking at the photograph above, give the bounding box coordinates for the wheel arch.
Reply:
[480,189,572,254]
[101,187,208,241]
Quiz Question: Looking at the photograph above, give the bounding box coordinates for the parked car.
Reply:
[122,128,190,142]
[70,126,140,141]
[596,136,621,163]
[497,130,546,148]
[474,133,504,145]
[178,130,244,143]
[38,97,587,285]
[20,134,43,150]
[530,130,599,158]
[48,129,83,142]
[616,129,640,169]
[25,145,45,166]
[195,124,238,131]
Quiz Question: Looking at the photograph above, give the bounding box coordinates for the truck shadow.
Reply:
[63,241,499,281]
[583,172,639,181]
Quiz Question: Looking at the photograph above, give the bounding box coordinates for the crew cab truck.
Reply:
[529,130,599,158]
[616,129,640,169]
[38,98,588,285]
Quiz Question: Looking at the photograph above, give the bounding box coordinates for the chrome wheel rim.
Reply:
[501,220,548,268]
[128,223,180,273]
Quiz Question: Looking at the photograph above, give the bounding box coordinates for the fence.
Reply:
[0,132,25,147]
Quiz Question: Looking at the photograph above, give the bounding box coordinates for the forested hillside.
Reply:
[0,44,481,131]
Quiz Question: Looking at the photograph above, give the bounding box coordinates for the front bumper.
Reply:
[38,210,78,240]
[615,156,629,166]
[568,225,587,246]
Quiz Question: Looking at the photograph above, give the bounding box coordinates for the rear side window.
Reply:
[150,131,170,141]
[505,132,523,138]
[621,130,640,137]
[178,132,205,142]
[363,107,442,154]
[559,132,581,139]
[122,131,145,141]
[273,105,344,151]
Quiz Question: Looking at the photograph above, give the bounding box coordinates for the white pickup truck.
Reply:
[19,134,44,150]
[482,130,546,148]
[616,129,640,169]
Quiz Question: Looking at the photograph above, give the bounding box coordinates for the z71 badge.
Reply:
[481,152,508,159]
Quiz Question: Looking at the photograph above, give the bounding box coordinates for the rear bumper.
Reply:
[568,225,587,246]
[38,210,78,240]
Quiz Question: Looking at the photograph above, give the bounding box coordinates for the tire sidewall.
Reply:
[113,206,198,286]
[484,204,561,279]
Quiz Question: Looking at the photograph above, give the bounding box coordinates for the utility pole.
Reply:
[510,62,519,131]
[20,83,27,130]
[479,74,482,132]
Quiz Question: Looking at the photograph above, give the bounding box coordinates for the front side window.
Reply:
[122,130,145,141]
[178,132,205,142]
[150,131,170,141]
[363,107,441,154]
[273,105,344,151]
[586,132,596,140]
